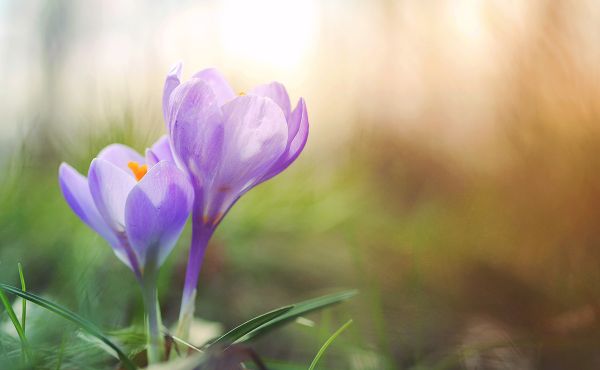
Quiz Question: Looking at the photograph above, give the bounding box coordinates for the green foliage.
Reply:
[238,290,357,343]
[308,319,353,370]
[205,290,356,349]
[204,306,293,349]
[0,284,136,370]
[17,263,26,332]
[0,289,31,363]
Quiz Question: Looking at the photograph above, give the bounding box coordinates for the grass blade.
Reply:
[308,319,353,370]
[0,289,31,362]
[204,305,293,349]
[0,283,137,370]
[55,335,65,370]
[240,290,357,342]
[17,263,26,332]
[168,333,204,354]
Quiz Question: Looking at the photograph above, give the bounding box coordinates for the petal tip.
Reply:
[168,61,184,78]
[58,162,71,175]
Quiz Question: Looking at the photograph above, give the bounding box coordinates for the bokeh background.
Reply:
[2,0,600,369]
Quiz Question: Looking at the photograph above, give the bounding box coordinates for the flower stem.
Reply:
[176,215,213,340]
[141,274,164,364]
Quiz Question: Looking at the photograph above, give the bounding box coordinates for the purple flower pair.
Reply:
[58,63,309,351]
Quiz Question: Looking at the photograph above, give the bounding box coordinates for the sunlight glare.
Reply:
[218,0,317,71]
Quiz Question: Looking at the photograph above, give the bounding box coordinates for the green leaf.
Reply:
[203,290,356,350]
[308,319,353,370]
[169,333,204,354]
[0,283,137,370]
[240,290,357,342]
[204,305,293,349]
[0,288,31,362]
[17,263,26,332]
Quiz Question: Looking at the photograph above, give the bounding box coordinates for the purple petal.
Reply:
[125,161,194,268]
[261,98,309,182]
[169,78,225,184]
[284,97,309,166]
[97,144,144,174]
[163,62,183,125]
[88,158,137,233]
[249,82,292,120]
[145,135,174,167]
[59,163,118,245]
[58,163,132,268]
[216,95,288,194]
[145,148,159,167]
[286,97,306,143]
[192,68,236,106]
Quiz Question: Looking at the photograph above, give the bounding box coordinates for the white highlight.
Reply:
[218,0,318,71]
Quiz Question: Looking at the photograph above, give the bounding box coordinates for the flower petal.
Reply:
[88,158,137,233]
[59,163,117,245]
[216,95,288,194]
[249,82,292,120]
[145,135,174,167]
[59,163,132,268]
[192,68,236,106]
[125,161,194,269]
[285,97,309,165]
[97,144,144,174]
[261,98,309,182]
[163,62,183,125]
[169,78,225,184]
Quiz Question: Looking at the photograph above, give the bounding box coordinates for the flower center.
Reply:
[127,161,148,181]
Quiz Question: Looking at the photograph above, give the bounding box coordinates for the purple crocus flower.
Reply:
[163,63,309,337]
[58,137,192,277]
[58,138,193,362]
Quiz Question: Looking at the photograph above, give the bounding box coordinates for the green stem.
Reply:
[141,276,164,364]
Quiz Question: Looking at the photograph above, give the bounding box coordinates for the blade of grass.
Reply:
[308,319,353,370]
[55,335,65,370]
[168,333,204,354]
[0,289,31,362]
[17,263,26,332]
[240,290,357,342]
[204,305,293,349]
[0,283,136,370]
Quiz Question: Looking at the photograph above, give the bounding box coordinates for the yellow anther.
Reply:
[127,161,148,181]
[238,91,246,96]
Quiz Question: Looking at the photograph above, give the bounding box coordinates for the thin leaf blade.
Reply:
[0,283,136,370]
[308,319,353,370]
[240,290,357,342]
[0,289,31,362]
[204,305,293,349]
[17,263,26,332]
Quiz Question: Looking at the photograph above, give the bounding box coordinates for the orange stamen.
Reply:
[127,161,148,181]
